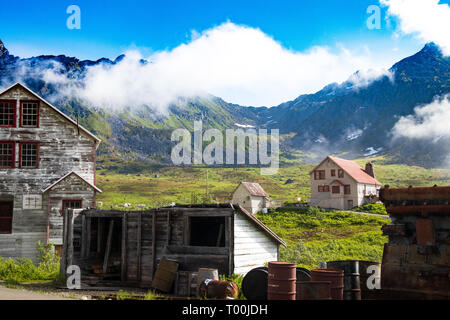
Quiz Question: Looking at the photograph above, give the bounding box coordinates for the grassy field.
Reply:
[96,155,450,209]
[256,207,389,269]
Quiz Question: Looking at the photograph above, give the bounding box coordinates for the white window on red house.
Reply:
[0,100,16,127]
[20,143,39,168]
[0,142,15,168]
[344,185,351,194]
[21,101,39,127]
[332,186,340,194]
[338,169,344,178]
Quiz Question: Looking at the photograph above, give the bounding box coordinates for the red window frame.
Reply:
[20,100,40,128]
[0,100,17,127]
[314,170,326,180]
[61,200,82,216]
[19,142,39,168]
[332,186,340,194]
[324,185,330,192]
[318,185,324,192]
[338,169,344,178]
[0,142,15,169]
[331,169,336,177]
[344,185,351,195]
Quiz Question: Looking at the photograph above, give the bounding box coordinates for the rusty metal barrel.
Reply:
[268,262,297,300]
[242,267,268,300]
[310,269,344,300]
[358,261,381,300]
[327,260,361,300]
[296,281,331,300]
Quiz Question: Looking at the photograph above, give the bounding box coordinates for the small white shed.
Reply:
[232,182,271,215]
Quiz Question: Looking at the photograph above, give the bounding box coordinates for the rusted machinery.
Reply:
[380,185,450,299]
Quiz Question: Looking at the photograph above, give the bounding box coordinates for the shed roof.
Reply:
[42,171,102,193]
[238,182,269,197]
[0,82,101,145]
[311,156,382,186]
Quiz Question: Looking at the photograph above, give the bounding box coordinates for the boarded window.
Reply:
[338,169,344,178]
[0,100,16,127]
[189,216,225,247]
[344,185,351,195]
[332,186,340,194]
[20,143,39,168]
[62,200,82,215]
[0,201,13,234]
[21,101,39,127]
[0,142,15,168]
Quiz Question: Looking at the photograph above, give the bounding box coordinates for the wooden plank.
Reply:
[66,209,74,270]
[166,211,171,246]
[183,215,190,246]
[60,209,69,276]
[86,217,91,257]
[137,214,142,281]
[97,217,103,253]
[121,213,127,281]
[228,215,234,275]
[80,215,86,258]
[103,219,114,274]
[152,213,156,280]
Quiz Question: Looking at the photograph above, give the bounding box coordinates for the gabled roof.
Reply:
[237,205,286,247]
[0,82,101,145]
[311,156,382,186]
[42,171,102,193]
[237,182,269,197]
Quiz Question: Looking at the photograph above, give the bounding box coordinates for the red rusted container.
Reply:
[296,281,331,300]
[310,269,344,300]
[198,280,239,299]
[268,262,296,300]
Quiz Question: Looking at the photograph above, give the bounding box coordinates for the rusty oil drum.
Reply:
[296,281,331,300]
[268,262,296,300]
[327,260,361,300]
[310,269,344,300]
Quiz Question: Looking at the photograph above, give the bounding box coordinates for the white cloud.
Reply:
[381,0,450,55]
[392,95,450,140]
[59,22,395,110]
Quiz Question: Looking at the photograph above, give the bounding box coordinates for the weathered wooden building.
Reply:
[62,204,285,294]
[0,82,101,260]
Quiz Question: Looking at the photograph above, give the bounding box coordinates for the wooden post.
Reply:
[66,209,74,270]
[103,219,114,274]
[137,214,142,281]
[151,213,156,280]
[121,213,127,282]
[81,215,86,258]
[60,208,69,276]
[227,215,233,275]
[86,217,91,258]
[166,211,171,246]
[97,217,103,254]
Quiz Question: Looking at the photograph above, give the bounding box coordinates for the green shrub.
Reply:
[354,203,388,215]
[0,241,60,283]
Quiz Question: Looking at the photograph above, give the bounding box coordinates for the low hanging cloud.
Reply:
[52,22,395,111]
[381,0,450,55]
[392,95,450,141]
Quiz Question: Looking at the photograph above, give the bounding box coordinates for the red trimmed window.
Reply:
[20,101,39,128]
[0,142,15,168]
[331,169,336,177]
[338,169,344,178]
[318,185,324,192]
[62,200,82,215]
[332,186,340,194]
[314,170,326,180]
[344,185,351,195]
[0,100,16,127]
[19,142,39,168]
[324,185,330,192]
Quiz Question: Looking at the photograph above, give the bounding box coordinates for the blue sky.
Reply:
[1,0,448,107]
[0,0,430,60]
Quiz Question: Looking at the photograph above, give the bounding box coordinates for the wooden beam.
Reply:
[97,217,103,254]
[166,211,171,246]
[86,217,91,258]
[151,213,156,280]
[103,219,115,274]
[80,215,86,258]
[66,209,74,270]
[121,213,127,281]
[137,214,142,281]
[227,215,234,275]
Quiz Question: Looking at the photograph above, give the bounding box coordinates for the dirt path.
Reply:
[0,285,72,300]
